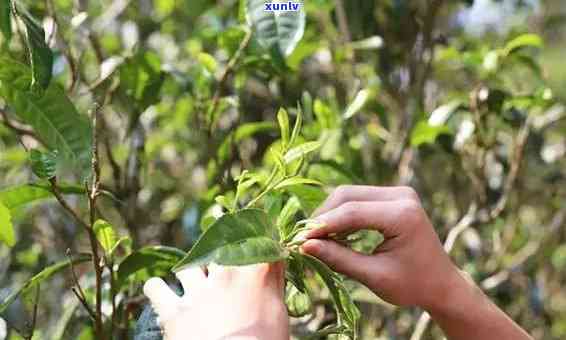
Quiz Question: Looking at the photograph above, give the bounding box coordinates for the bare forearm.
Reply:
[426,270,532,340]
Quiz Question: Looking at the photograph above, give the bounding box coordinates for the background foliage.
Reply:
[1,0,566,339]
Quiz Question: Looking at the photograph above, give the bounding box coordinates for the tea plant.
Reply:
[173,106,361,338]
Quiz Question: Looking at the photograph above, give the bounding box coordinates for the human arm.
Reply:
[301,185,532,340]
[143,263,289,340]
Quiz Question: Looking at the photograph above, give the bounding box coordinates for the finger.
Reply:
[175,267,207,294]
[313,185,419,217]
[143,278,181,322]
[207,263,236,281]
[301,239,376,284]
[308,199,420,239]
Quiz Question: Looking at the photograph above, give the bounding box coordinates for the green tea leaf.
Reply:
[173,209,288,271]
[109,236,132,256]
[286,184,327,216]
[0,56,92,174]
[246,0,306,57]
[0,200,15,247]
[0,0,11,43]
[93,219,117,254]
[0,182,84,210]
[410,121,451,147]
[302,254,360,338]
[289,105,303,147]
[343,88,372,120]
[117,246,186,288]
[503,33,543,57]
[0,254,91,313]
[119,51,164,111]
[277,107,290,149]
[277,196,301,238]
[274,177,322,190]
[14,4,53,89]
[284,141,322,164]
[29,149,57,180]
[285,282,312,317]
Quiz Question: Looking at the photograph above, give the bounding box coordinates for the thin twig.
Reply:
[87,103,106,340]
[71,287,97,321]
[66,249,95,318]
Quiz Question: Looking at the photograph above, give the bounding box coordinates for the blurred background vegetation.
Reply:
[1,0,566,339]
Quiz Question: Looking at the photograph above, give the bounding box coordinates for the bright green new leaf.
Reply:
[0,254,91,313]
[428,100,462,126]
[0,56,92,174]
[410,121,451,147]
[343,88,372,120]
[277,196,301,238]
[0,200,15,247]
[93,219,117,254]
[246,0,306,57]
[14,4,54,89]
[0,0,11,43]
[285,282,312,317]
[109,236,132,256]
[277,108,290,149]
[503,33,543,57]
[173,209,288,271]
[284,141,322,163]
[289,105,303,147]
[117,246,186,289]
[274,177,322,190]
[29,149,57,180]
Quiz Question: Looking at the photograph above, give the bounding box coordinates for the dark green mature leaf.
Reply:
[246,0,306,57]
[29,149,57,179]
[0,254,91,313]
[302,254,360,339]
[117,246,186,289]
[14,4,53,89]
[119,51,164,112]
[0,200,15,247]
[173,209,288,271]
[0,56,92,174]
[0,182,84,210]
[0,0,11,43]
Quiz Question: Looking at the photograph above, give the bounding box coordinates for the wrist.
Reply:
[422,267,485,319]
[420,265,477,314]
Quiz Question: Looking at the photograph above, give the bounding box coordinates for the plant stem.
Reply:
[245,167,278,208]
[88,104,106,340]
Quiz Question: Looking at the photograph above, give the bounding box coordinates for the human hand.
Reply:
[301,185,532,340]
[300,185,459,310]
[143,263,289,340]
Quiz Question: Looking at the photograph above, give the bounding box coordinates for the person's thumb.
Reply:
[301,239,375,284]
[143,277,181,324]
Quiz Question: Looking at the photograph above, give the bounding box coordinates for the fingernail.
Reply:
[301,239,323,255]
